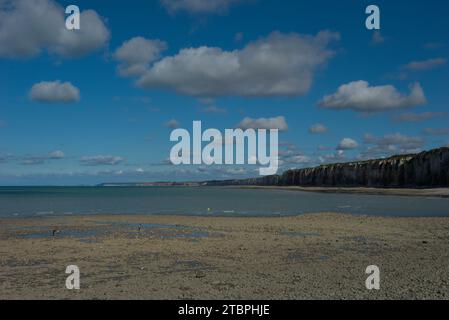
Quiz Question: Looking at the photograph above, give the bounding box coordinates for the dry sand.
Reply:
[1,213,449,300]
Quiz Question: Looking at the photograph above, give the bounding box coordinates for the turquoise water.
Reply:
[0,186,448,217]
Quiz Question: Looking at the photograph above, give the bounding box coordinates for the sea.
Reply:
[1,186,449,218]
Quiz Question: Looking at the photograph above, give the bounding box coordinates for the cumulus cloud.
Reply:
[361,133,425,158]
[160,0,242,14]
[135,31,339,97]
[114,37,167,77]
[164,119,180,129]
[319,150,346,164]
[236,116,288,131]
[337,138,358,150]
[401,58,446,72]
[80,155,124,166]
[277,144,313,167]
[18,150,65,165]
[309,123,328,134]
[49,150,65,159]
[393,112,446,122]
[29,81,80,103]
[0,0,110,58]
[319,81,426,112]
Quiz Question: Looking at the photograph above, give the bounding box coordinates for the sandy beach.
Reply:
[1,213,449,300]
[235,186,449,198]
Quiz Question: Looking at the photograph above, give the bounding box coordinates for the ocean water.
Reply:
[0,186,448,217]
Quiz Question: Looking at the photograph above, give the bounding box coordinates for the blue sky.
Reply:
[0,0,448,185]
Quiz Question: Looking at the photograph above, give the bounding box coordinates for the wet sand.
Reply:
[1,213,449,300]
[236,186,449,197]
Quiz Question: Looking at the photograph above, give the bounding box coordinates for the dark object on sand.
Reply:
[52,229,61,237]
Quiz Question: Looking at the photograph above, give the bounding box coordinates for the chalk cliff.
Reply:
[203,147,449,188]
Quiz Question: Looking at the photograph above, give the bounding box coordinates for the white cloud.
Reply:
[135,31,339,97]
[80,155,124,166]
[160,0,241,14]
[361,133,425,158]
[29,80,80,103]
[114,37,167,77]
[16,150,65,165]
[237,116,288,131]
[278,144,313,167]
[49,150,65,159]
[401,58,446,72]
[309,123,328,134]
[0,0,109,58]
[319,150,346,164]
[337,138,358,150]
[319,81,426,112]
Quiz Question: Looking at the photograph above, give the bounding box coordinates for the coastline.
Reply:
[1,212,449,299]
[232,185,449,198]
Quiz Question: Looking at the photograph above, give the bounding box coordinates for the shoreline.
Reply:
[232,185,449,198]
[1,212,449,299]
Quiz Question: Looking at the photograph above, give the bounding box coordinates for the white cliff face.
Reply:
[281,148,449,187]
[205,148,449,188]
